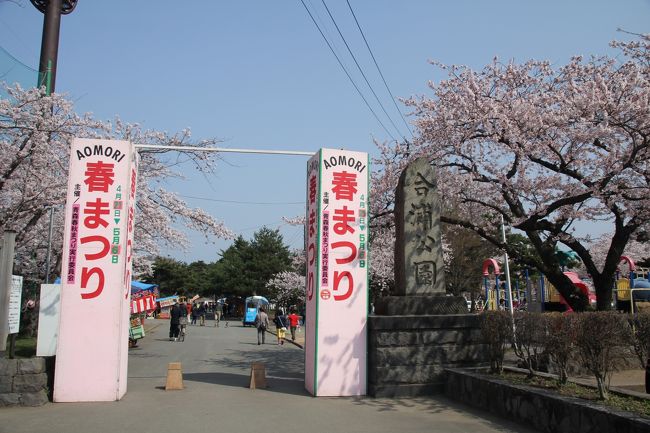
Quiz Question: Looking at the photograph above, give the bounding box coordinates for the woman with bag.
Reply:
[274,309,289,345]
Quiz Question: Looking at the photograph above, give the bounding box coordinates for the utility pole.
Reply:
[45,206,55,283]
[31,1,78,285]
[31,0,79,94]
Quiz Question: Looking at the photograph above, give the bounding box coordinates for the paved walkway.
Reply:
[0,319,536,433]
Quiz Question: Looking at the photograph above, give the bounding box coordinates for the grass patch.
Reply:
[5,335,36,358]
[500,371,650,419]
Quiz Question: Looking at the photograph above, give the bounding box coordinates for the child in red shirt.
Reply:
[287,311,300,341]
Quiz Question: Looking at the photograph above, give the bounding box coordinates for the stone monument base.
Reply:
[374,295,468,316]
[368,314,488,397]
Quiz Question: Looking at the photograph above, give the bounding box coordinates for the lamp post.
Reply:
[31,0,78,95]
[44,206,56,284]
[31,0,77,283]
[500,215,514,315]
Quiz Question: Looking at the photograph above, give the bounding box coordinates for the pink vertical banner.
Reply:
[304,153,320,396]
[305,149,369,396]
[119,147,139,398]
[54,138,137,402]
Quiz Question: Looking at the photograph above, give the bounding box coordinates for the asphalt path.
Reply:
[0,319,536,433]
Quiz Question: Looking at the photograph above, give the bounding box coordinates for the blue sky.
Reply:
[1,0,648,262]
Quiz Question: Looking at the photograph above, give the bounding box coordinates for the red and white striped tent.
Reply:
[131,294,157,314]
[130,281,159,314]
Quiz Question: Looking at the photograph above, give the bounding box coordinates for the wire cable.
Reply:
[179,194,304,206]
[299,0,397,141]
[345,0,414,138]
[321,0,406,141]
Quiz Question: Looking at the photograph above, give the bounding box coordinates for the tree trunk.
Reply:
[559,368,568,385]
[596,375,608,400]
[593,274,614,311]
[544,267,589,311]
[522,230,587,311]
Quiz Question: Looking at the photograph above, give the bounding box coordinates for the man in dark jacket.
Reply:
[169,301,183,341]
[254,307,270,345]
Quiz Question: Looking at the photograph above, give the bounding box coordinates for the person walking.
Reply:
[169,301,183,341]
[214,302,222,327]
[191,303,198,325]
[177,302,188,341]
[274,309,289,345]
[199,302,206,326]
[254,307,269,345]
[287,310,300,341]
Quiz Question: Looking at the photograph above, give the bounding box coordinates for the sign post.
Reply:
[305,148,369,396]
[8,276,23,335]
[54,138,138,402]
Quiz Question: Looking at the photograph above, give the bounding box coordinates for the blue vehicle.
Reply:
[242,296,269,326]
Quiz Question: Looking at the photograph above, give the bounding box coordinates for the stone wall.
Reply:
[445,368,650,433]
[368,314,489,397]
[0,358,49,406]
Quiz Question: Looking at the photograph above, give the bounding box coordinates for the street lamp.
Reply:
[30,0,78,282]
[31,0,79,94]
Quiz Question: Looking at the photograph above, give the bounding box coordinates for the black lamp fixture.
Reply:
[30,0,79,93]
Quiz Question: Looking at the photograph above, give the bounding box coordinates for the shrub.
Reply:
[540,313,578,385]
[480,310,513,374]
[574,311,631,400]
[629,313,650,369]
[512,312,544,377]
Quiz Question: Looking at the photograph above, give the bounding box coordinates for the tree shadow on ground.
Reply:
[189,346,306,396]
[206,347,304,380]
[128,350,165,359]
[350,394,531,432]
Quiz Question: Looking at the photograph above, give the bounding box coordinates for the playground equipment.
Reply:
[613,256,650,312]
[614,256,650,301]
[482,258,597,312]
[482,259,502,311]
[483,251,650,312]
[481,259,526,311]
[541,271,597,312]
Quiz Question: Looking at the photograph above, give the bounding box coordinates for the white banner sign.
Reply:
[54,138,138,402]
[305,148,369,396]
[8,275,23,334]
[36,284,61,357]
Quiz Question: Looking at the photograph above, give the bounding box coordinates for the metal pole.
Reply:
[0,231,17,355]
[500,215,514,315]
[629,289,650,317]
[133,144,315,156]
[45,206,55,283]
[483,276,489,310]
[37,0,63,94]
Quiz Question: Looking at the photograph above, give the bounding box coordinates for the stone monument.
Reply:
[368,158,488,397]
[375,158,467,315]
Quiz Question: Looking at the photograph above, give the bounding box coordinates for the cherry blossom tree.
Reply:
[266,249,305,308]
[580,232,650,274]
[283,211,398,299]
[0,85,233,281]
[375,35,650,311]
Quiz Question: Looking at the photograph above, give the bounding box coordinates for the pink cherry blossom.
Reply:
[373,35,650,311]
[0,85,233,281]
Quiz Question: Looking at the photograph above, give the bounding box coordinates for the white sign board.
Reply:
[8,275,23,334]
[36,284,61,357]
[305,148,369,396]
[54,138,138,402]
